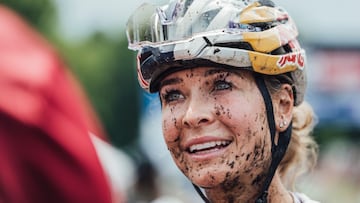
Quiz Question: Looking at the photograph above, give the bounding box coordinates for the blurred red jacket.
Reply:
[0,5,115,203]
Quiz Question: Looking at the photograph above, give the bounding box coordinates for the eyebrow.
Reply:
[160,77,183,88]
[160,68,243,89]
[204,68,240,77]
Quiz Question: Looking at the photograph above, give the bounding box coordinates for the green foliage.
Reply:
[58,32,140,147]
[0,0,57,33]
[314,124,360,148]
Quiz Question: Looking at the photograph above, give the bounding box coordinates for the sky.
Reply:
[53,0,165,40]
[54,0,360,45]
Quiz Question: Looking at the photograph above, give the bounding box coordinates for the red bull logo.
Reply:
[277,52,305,69]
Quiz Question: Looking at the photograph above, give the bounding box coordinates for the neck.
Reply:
[203,173,293,203]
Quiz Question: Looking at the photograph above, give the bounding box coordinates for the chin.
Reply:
[186,167,228,188]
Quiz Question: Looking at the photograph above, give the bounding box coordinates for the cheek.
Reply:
[162,109,183,161]
[213,102,233,119]
[245,113,272,180]
[232,104,269,157]
[223,91,267,135]
[162,109,180,143]
[218,99,271,184]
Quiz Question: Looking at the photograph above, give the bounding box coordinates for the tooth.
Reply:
[188,140,232,153]
[190,141,228,152]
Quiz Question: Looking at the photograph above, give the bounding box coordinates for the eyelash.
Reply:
[162,89,184,103]
[161,79,232,103]
[213,80,232,91]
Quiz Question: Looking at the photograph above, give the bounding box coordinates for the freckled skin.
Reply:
[159,67,289,202]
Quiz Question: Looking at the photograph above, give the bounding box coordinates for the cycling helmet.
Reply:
[127,0,307,202]
[127,0,306,105]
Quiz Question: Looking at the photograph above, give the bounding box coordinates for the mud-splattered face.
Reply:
[159,67,272,189]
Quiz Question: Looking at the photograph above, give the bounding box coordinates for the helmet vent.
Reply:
[214,42,254,51]
[270,44,292,55]
[258,0,275,7]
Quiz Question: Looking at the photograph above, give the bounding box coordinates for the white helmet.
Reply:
[127,0,306,105]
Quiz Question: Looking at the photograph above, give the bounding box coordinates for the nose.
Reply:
[182,98,214,128]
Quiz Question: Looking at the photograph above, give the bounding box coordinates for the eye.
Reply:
[213,80,232,91]
[162,90,184,103]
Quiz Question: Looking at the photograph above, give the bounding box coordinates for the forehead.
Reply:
[159,67,225,87]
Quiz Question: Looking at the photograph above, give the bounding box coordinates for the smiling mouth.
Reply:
[187,141,231,154]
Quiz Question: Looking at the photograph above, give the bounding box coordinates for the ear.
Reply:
[274,84,294,132]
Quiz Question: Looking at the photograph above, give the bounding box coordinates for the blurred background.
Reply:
[2,0,359,202]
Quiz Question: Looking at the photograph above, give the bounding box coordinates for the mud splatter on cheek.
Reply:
[171,117,178,128]
[168,147,181,159]
[163,117,178,134]
[246,127,252,142]
[226,108,232,119]
[228,161,235,169]
[214,104,227,117]
[215,109,221,116]
[255,113,259,122]
[179,164,190,176]
[163,117,183,160]
[253,141,265,161]
[251,173,266,187]
[172,136,180,143]
[246,153,252,161]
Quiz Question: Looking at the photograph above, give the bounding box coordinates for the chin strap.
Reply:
[192,74,292,203]
[193,184,211,203]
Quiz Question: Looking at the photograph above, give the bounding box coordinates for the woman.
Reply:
[127,0,319,202]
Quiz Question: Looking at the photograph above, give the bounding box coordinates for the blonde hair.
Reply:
[278,101,319,189]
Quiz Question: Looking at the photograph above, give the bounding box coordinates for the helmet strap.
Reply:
[191,74,292,203]
[254,74,292,203]
[193,184,211,203]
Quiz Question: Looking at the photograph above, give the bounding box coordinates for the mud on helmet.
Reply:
[127,0,307,202]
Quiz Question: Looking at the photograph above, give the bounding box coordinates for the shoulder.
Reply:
[291,192,321,203]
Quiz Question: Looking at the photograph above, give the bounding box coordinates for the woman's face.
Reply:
[159,67,272,189]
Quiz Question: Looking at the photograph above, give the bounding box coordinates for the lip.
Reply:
[183,136,232,161]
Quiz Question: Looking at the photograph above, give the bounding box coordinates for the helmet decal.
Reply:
[277,52,305,69]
